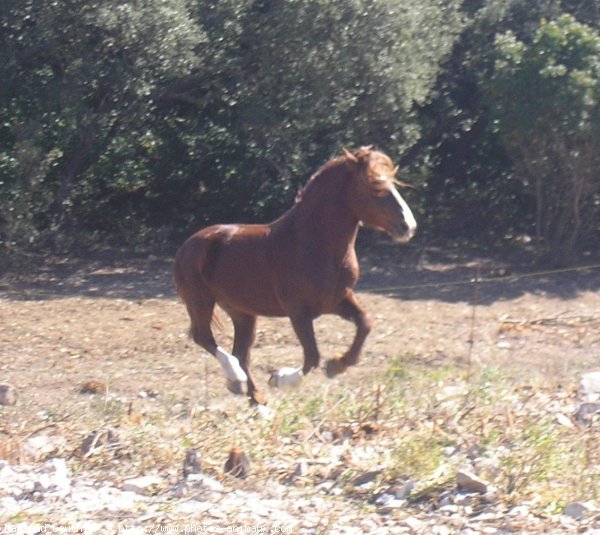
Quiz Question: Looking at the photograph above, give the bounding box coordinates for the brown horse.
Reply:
[173,146,416,405]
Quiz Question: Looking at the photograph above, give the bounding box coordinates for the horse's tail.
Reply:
[173,236,223,345]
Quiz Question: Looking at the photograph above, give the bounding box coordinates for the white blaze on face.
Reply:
[391,186,417,238]
[379,176,417,241]
[215,346,248,383]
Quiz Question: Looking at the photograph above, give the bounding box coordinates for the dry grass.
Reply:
[8,353,591,517]
[1,251,599,524]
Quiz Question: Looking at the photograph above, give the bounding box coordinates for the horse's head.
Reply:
[344,147,417,244]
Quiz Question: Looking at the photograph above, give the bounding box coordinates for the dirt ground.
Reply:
[2,241,599,433]
[1,240,600,531]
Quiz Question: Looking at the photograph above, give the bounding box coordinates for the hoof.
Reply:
[325,359,345,378]
[226,379,248,396]
[268,367,302,389]
[249,389,269,406]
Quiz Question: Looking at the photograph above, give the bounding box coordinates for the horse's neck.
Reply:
[274,171,360,260]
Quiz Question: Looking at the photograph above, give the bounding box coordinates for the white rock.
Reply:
[508,505,529,516]
[0,496,19,515]
[23,434,67,460]
[579,372,600,401]
[403,517,425,530]
[0,463,18,483]
[34,473,53,491]
[255,404,275,420]
[42,458,70,485]
[375,492,406,511]
[555,412,575,428]
[122,475,163,495]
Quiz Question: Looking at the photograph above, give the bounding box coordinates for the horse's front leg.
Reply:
[325,292,373,378]
[268,311,320,389]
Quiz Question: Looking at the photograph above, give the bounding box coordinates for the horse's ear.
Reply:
[343,147,358,163]
[354,146,372,163]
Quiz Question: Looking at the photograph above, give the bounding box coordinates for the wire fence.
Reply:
[364,261,600,369]
[368,262,600,296]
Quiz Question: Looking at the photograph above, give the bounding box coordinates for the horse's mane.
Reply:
[295,156,346,204]
[295,147,403,204]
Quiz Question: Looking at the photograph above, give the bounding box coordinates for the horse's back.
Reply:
[175,223,285,316]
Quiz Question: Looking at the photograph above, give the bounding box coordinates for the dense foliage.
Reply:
[486,14,600,257]
[1,0,598,261]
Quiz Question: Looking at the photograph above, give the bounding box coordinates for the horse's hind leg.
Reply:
[228,310,267,405]
[185,297,248,396]
[174,239,247,396]
[325,292,373,378]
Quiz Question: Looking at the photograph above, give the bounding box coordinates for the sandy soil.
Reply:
[1,242,598,428]
[1,241,599,532]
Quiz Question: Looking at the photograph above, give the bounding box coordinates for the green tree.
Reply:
[414,0,566,243]
[165,0,463,229]
[0,0,204,251]
[0,0,463,256]
[485,14,600,258]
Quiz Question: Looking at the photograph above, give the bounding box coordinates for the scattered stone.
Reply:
[319,428,336,442]
[0,457,593,532]
[353,469,382,487]
[293,461,309,478]
[77,428,120,458]
[359,422,381,435]
[79,380,107,394]
[122,475,163,495]
[508,505,530,516]
[482,490,500,504]
[388,479,415,500]
[563,501,596,520]
[579,372,600,401]
[456,470,489,494]
[255,404,275,420]
[574,402,600,426]
[42,458,70,486]
[0,383,17,406]
[403,517,426,531]
[375,492,406,512]
[172,473,226,499]
[224,447,250,479]
[182,449,202,478]
[438,503,459,514]
[438,490,454,508]
[466,444,482,460]
[23,434,67,461]
[555,412,575,428]
[185,473,225,492]
[138,388,159,399]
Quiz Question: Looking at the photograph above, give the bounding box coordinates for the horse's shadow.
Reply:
[2,242,599,305]
[0,250,177,301]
